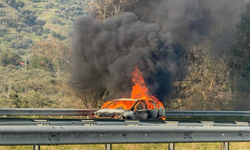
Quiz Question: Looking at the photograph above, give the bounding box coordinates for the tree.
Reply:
[16,0,25,8]
[30,56,54,72]
[71,81,109,108]
[180,45,232,110]
[227,3,250,110]
[166,27,235,110]
[0,52,22,67]
[32,38,73,73]
[233,3,250,74]
[87,0,138,20]
[37,20,46,26]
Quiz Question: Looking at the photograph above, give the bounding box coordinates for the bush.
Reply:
[16,0,25,8]
[31,0,41,3]
[30,56,54,72]
[10,39,33,49]
[0,52,22,66]
[0,10,6,17]
[44,28,50,34]
[37,20,46,26]
[51,31,66,40]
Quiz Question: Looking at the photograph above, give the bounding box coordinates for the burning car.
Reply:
[92,66,166,120]
[93,98,165,120]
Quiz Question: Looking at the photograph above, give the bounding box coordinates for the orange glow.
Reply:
[101,66,165,120]
[131,66,164,109]
[102,100,136,109]
[101,101,112,108]
[131,66,155,101]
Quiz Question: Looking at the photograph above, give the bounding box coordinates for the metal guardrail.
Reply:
[0,118,248,150]
[0,119,247,150]
[0,125,250,145]
[1,108,249,150]
[0,108,97,116]
[0,118,248,127]
[1,108,250,117]
[166,110,250,117]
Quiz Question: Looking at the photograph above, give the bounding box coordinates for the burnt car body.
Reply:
[93,98,165,120]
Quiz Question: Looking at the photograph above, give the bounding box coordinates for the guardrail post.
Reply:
[105,144,112,150]
[223,142,229,150]
[168,143,175,150]
[33,145,40,150]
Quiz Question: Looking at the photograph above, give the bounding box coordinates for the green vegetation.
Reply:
[0,51,22,66]
[0,0,89,54]
[29,56,54,71]
[0,0,91,109]
[0,66,84,108]
[1,0,250,111]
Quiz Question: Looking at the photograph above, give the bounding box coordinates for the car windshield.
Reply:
[102,100,137,110]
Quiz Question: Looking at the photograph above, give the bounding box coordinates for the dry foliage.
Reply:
[169,42,233,110]
[87,0,138,20]
[32,38,74,73]
[71,80,109,108]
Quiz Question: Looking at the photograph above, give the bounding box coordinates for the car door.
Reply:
[134,100,148,119]
[147,100,158,119]
[156,102,166,118]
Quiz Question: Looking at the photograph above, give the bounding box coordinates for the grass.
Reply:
[1,143,250,150]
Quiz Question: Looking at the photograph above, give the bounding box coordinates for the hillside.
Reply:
[0,0,89,55]
[0,0,93,109]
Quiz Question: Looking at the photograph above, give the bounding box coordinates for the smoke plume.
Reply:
[72,0,250,101]
[131,0,249,45]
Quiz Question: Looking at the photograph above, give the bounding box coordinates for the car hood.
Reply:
[94,109,132,117]
[96,109,127,114]
[93,109,136,119]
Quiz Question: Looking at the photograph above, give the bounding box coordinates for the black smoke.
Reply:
[72,0,250,101]
[130,0,249,45]
[72,12,181,99]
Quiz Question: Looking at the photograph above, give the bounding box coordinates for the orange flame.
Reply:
[131,66,157,101]
[131,66,164,108]
[102,100,137,109]
[101,66,164,114]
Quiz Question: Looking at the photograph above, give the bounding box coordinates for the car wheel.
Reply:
[126,116,133,120]
[118,116,124,120]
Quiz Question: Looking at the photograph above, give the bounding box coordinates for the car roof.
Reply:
[111,98,160,103]
[114,98,138,101]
